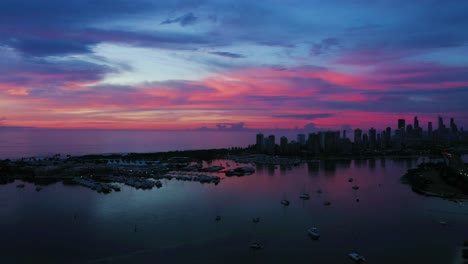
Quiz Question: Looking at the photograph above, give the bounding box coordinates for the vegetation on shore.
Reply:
[401,161,468,199]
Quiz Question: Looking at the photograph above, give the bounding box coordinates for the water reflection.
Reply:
[322,160,337,176]
[267,165,275,176]
[1,158,467,264]
[369,159,376,170]
[307,162,319,176]
[380,158,386,168]
[354,159,365,168]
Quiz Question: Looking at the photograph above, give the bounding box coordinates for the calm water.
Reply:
[1,158,468,264]
[0,129,263,159]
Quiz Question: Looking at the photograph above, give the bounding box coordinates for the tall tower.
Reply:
[398,119,405,129]
[256,133,264,151]
[297,134,306,145]
[414,116,419,129]
[280,136,288,154]
[267,135,275,155]
[428,122,433,136]
[354,129,362,143]
[438,116,444,131]
[369,128,377,148]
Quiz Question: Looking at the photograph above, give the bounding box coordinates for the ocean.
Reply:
[0,129,265,159]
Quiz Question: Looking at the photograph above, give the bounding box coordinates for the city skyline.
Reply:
[1,1,468,129]
[256,114,465,142]
[254,115,467,157]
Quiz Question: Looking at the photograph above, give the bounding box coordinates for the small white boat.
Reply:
[250,242,263,249]
[281,199,290,206]
[348,252,366,262]
[299,193,310,200]
[308,227,320,239]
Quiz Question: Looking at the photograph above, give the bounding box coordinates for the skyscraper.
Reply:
[354,129,362,143]
[267,135,275,155]
[428,122,433,136]
[369,128,376,148]
[385,127,391,147]
[297,134,306,145]
[450,118,458,133]
[256,133,264,151]
[414,116,419,129]
[280,136,288,154]
[398,119,405,129]
[438,116,444,131]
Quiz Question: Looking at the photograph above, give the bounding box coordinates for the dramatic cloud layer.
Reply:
[1,0,467,130]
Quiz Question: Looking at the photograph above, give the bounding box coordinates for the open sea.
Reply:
[0,129,263,159]
[0,129,467,263]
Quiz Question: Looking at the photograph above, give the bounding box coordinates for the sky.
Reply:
[1,0,468,131]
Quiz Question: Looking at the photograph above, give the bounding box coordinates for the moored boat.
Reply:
[307,227,320,239]
[348,252,366,262]
[250,242,263,249]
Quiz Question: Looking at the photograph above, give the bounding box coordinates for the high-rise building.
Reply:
[385,127,391,147]
[354,129,362,143]
[428,122,433,136]
[280,136,288,154]
[362,133,369,145]
[438,116,444,131]
[343,130,347,139]
[324,131,337,154]
[369,128,377,148]
[398,119,405,129]
[414,116,419,129]
[406,124,413,136]
[256,133,264,151]
[307,133,320,155]
[450,118,458,133]
[297,134,306,145]
[267,135,275,155]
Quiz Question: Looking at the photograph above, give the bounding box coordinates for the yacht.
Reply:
[299,193,310,200]
[348,252,366,262]
[307,227,320,239]
[281,199,290,206]
[250,242,263,249]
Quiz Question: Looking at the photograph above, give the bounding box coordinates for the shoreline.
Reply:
[401,161,468,200]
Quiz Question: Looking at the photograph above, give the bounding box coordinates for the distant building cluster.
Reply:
[255,116,468,156]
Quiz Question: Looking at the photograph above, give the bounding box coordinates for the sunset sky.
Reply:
[1,0,467,130]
